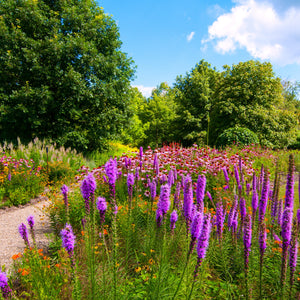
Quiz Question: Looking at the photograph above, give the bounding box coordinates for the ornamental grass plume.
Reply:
[96,197,107,225]
[183,175,193,235]
[170,210,178,234]
[0,272,11,299]
[258,169,269,224]
[284,154,295,210]
[19,223,30,247]
[196,174,206,213]
[280,207,293,289]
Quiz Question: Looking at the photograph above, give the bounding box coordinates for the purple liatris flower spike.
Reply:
[189,212,203,254]
[135,167,139,181]
[61,184,69,207]
[234,165,241,188]
[223,167,229,183]
[156,208,163,228]
[284,154,295,210]
[173,182,181,210]
[216,202,225,242]
[239,156,244,184]
[150,180,157,201]
[105,159,117,186]
[0,271,11,299]
[27,215,34,230]
[196,174,206,213]
[60,224,76,257]
[280,207,293,286]
[239,197,247,224]
[252,172,258,216]
[194,213,212,280]
[7,172,11,182]
[158,184,171,216]
[170,210,178,234]
[258,170,269,224]
[277,200,283,226]
[96,197,107,225]
[19,223,30,247]
[297,209,300,228]
[243,214,252,270]
[228,196,238,229]
[246,183,250,196]
[259,165,264,192]
[127,173,134,200]
[139,146,143,160]
[183,175,193,233]
[168,169,174,186]
[289,218,298,287]
[259,223,267,257]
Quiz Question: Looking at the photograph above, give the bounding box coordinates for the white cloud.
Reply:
[203,0,300,65]
[133,85,155,98]
[187,31,195,42]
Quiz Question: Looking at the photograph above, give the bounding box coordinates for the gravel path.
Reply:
[0,195,53,273]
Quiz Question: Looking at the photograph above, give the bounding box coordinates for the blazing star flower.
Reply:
[168,169,174,186]
[61,184,69,207]
[258,170,269,224]
[105,159,117,186]
[27,215,34,230]
[197,213,211,262]
[196,175,206,213]
[96,197,107,225]
[127,173,134,200]
[173,182,181,210]
[156,208,163,228]
[60,224,76,256]
[158,184,171,216]
[18,223,30,247]
[259,223,267,257]
[189,212,203,253]
[0,271,11,299]
[150,180,157,201]
[284,154,295,210]
[239,197,247,224]
[216,202,225,242]
[223,167,229,183]
[289,219,298,287]
[243,214,252,270]
[183,175,193,232]
[170,210,178,234]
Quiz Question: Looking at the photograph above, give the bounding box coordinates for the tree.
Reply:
[209,60,298,148]
[173,60,218,146]
[139,82,177,148]
[0,0,135,152]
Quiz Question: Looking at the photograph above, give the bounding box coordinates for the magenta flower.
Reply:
[127,173,134,200]
[243,214,252,270]
[60,223,76,257]
[170,210,178,234]
[284,154,295,210]
[183,175,193,233]
[96,197,107,225]
[189,212,203,254]
[61,184,69,207]
[258,171,269,224]
[158,184,171,216]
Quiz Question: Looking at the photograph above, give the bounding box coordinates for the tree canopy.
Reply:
[0,0,135,151]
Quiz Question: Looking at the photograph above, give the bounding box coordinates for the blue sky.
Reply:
[98,0,300,97]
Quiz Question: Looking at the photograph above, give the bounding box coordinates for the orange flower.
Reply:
[55,264,61,268]
[22,269,29,276]
[103,229,108,235]
[12,253,22,260]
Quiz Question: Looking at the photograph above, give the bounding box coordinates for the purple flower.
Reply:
[156,208,163,227]
[96,197,107,224]
[239,197,247,224]
[139,146,143,160]
[258,170,269,224]
[153,154,159,175]
[297,209,300,228]
[27,215,34,230]
[158,184,171,216]
[277,200,283,226]
[105,159,117,186]
[150,180,157,201]
[170,210,178,234]
[168,169,174,186]
[234,165,240,188]
[0,272,11,299]
[252,173,258,214]
[189,211,203,254]
[173,182,181,210]
[284,154,295,210]
[289,219,298,286]
[246,183,250,196]
[19,223,30,247]
[135,167,139,181]
[61,184,69,207]
[216,202,225,242]
[127,173,134,200]
[228,196,238,229]
[243,214,252,270]
[197,213,211,261]
[223,167,229,183]
[239,156,244,184]
[259,223,267,257]
[281,207,293,248]
[196,175,206,213]
[183,175,193,232]
[7,172,11,181]
[60,224,76,255]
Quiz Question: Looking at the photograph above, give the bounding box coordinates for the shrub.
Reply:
[216,127,259,148]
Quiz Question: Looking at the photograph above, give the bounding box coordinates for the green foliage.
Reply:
[209,60,298,147]
[173,60,218,146]
[0,0,135,152]
[139,83,177,148]
[216,127,259,148]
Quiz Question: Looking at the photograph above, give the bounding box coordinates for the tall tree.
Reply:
[173,60,218,146]
[210,60,298,148]
[0,0,135,151]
